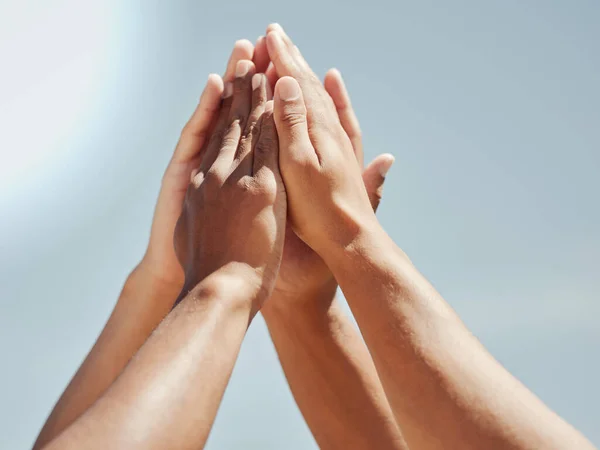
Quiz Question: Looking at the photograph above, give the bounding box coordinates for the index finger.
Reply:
[223,39,255,82]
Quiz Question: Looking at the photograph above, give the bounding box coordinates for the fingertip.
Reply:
[222,82,234,99]
[266,23,284,34]
[327,67,342,79]
[206,73,224,92]
[251,73,262,91]
[235,59,255,78]
[374,153,396,177]
[275,76,301,102]
[234,39,254,56]
[264,99,274,114]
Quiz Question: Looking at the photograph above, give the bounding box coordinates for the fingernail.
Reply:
[264,100,274,113]
[379,156,395,177]
[252,73,262,90]
[222,82,233,99]
[235,60,251,78]
[256,35,265,44]
[277,77,299,101]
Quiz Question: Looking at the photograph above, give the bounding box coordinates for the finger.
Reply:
[362,154,395,211]
[273,77,318,168]
[235,73,268,175]
[228,60,256,127]
[253,35,270,74]
[207,60,256,172]
[324,68,363,166]
[265,28,300,77]
[266,25,338,131]
[190,39,255,172]
[211,60,256,173]
[252,101,279,179]
[223,39,254,82]
[172,73,224,164]
[265,24,308,71]
[197,82,234,173]
[265,63,278,96]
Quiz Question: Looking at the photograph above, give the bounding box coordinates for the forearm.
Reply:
[262,285,407,450]
[44,270,253,450]
[328,226,595,450]
[34,262,181,449]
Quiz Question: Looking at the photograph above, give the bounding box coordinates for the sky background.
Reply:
[1,0,599,448]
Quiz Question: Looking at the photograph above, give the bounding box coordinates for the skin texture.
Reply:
[43,59,286,450]
[254,35,407,449]
[266,23,596,450]
[33,41,256,449]
[35,36,405,450]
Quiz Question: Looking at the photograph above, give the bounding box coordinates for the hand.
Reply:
[265,25,388,261]
[139,41,255,293]
[252,26,395,300]
[174,60,286,311]
[276,70,395,299]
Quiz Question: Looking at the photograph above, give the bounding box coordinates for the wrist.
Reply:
[137,255,184,293]
[178,263,264,319]
[124,260,183,307]
[324,221,407,288]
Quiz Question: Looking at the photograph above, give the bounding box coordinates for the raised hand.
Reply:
[265,25,380,258]
[254,28,395,300]
[174,61,286,312]
[142,40,256,293]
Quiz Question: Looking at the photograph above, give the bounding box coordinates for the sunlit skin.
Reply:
[35,37,406,450]
[44,60,286,450]
[265,23,595,450]
[33,41,256,449]
[35,23,596,450]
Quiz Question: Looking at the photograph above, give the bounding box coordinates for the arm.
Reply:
[266,24,595,450]
[255,53,406,449]
[330,226,595,450]
[45,271,255,450]
[44,59,286,449]
[262,290,407,450]
[33,41,256,449]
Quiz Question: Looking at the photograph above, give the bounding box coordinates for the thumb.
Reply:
[273,77,317,168]
[362,154,395,212]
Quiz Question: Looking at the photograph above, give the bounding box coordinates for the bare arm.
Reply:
[33,41,255,449]
[266,23,595,450]
[329,227,595,450]
[44,271,255,450]
[44,58,286,449]
[254,49,406,449]
[263,290,407,450]
[33,264,180,449]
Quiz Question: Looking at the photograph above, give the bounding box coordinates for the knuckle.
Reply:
[204,168,225,187]
[191,171,205,188]
[253,176,278,200]
[220,133,239,149]
[281,110,306,128]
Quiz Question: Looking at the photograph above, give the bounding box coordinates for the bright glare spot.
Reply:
[0,0,113,191]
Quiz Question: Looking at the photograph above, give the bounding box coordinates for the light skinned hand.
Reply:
[253,28,395,300]
[265,24,383,257]
[173,60,286,312]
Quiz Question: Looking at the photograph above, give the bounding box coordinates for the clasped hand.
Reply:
[173,24,393,314]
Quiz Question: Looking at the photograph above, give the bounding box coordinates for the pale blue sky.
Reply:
[1,1,599,448]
